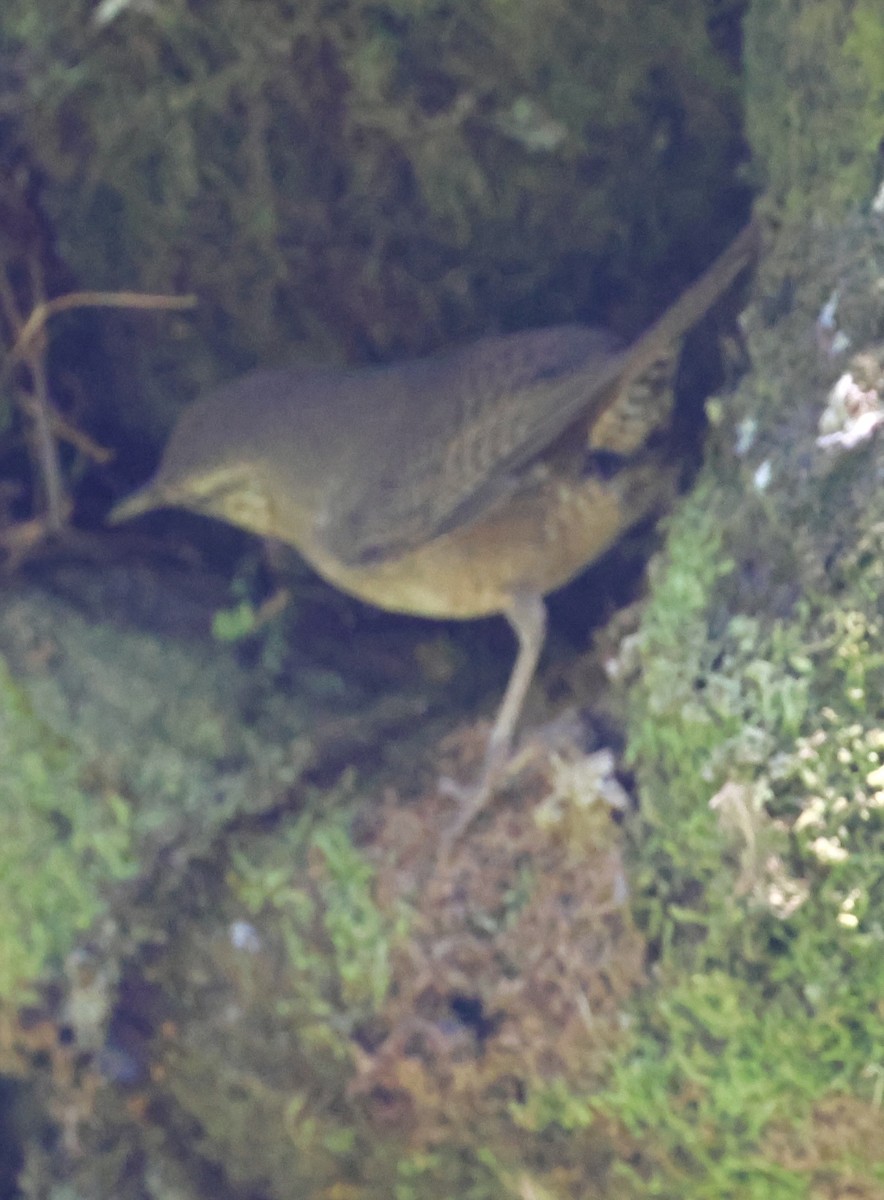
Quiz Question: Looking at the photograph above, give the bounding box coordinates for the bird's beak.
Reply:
[107,482,165,525]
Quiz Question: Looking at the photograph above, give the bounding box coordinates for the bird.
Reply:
[110,220,758,805]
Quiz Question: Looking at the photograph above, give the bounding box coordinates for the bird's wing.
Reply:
[318,325,627,566]
[319,219,759,566]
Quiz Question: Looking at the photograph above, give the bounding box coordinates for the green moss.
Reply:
[607,458,884,1195]
[130,805,417,1196]
[745,0,884,219]
[600,975,820,1199]
[229,803,410,1022]
[0,657,135,1001]
[1,0,745,447]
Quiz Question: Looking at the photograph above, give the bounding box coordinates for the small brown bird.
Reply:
[110,222,757,799]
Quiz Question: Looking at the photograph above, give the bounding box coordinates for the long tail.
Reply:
[614,217,760,396]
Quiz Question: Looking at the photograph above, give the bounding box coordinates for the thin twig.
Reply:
[25,257,67,532]
[10,288,197,364]
[16,391,114,464]
[0,277,196,549]
[0,267,24,337]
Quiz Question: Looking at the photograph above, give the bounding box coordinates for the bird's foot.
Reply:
[437,735,512,844]
[437,709,594,844]
[437,774,492,844]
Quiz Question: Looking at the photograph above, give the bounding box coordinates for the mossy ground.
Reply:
[602,215,884,1198]
[2,1,883,1197]
[0,657,134,1009]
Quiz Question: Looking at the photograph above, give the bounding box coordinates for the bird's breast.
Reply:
[299,455,676,620]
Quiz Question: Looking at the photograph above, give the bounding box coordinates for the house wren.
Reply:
[110,221,757,798]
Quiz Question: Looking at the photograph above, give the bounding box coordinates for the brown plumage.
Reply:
[111,221,758,800]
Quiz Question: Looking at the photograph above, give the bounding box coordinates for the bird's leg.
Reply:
[442,591,547,839]
[484,590,548,777]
